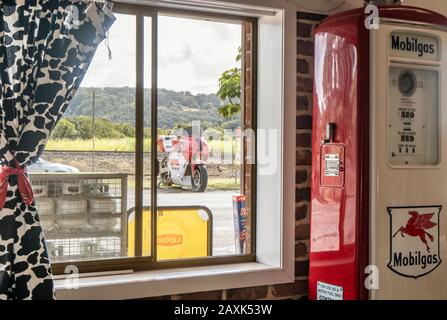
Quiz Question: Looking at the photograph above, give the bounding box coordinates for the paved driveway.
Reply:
[127,189,241,256]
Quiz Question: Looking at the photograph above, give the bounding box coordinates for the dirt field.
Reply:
[42,151,239,178]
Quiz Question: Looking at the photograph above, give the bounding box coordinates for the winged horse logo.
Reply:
[393,211,437,253]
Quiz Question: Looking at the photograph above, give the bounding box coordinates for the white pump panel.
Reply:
[370,21,447,299]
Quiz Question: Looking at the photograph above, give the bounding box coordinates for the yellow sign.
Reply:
[128,208,211,260]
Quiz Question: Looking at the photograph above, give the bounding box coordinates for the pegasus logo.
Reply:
[393,211,437,252]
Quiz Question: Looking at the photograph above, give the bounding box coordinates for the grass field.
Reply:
[47,138,241,156]
[207,178,240,190]
[128,176,239,191]
[155,178,239,191]
[47,138,147,152]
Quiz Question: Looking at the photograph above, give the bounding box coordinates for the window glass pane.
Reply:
[142,15,152,257]
[156,15,248,259]
[33,14,137,263]
[31,11,254,266]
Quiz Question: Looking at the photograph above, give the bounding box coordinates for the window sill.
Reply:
[54,262,294,300]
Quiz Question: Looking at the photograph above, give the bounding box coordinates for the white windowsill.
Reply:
[54,262,293,300]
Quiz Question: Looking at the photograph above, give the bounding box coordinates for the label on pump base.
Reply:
[317,282,343,300]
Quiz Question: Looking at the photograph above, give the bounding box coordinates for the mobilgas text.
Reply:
[391,35,435,57]
[391,251,439,270]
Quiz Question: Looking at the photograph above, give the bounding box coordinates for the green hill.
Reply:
[65,87,241,130]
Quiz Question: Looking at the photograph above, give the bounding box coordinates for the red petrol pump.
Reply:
[309,0,447,300]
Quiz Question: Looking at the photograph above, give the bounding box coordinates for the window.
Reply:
[33,3,257,275]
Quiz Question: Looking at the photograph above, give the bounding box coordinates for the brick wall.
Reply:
[145,11,326,301]
[242,21,254,254]
[294,12,327,299]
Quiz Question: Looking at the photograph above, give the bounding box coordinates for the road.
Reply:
[127,189,240,256]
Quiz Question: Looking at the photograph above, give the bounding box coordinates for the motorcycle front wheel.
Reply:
[191,164,208,192]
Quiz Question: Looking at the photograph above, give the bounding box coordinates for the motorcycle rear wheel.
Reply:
[191,165,208,192]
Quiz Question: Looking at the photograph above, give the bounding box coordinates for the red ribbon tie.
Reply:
[0,160,34,209]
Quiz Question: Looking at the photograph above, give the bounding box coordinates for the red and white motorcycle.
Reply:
[158,128,210,192]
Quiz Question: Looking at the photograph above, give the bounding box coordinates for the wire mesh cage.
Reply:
[29,173,128,263]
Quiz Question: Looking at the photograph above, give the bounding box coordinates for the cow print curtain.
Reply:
[0,0,115,300]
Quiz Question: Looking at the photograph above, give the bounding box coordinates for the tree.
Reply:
[217,47,242,118]
[71,116,94,139]
[52,118,79,140]
[115,123,135,137]
[93,119,126,139]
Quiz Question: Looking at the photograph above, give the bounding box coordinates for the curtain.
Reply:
[0,0,115,300]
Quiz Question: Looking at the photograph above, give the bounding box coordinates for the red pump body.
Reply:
[309,5,447,300]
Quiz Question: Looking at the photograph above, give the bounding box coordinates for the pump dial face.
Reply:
[398,70,417,97]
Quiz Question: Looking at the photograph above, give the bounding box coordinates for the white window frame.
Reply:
[55,0,296,299]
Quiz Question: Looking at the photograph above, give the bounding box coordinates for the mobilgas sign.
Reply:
[388,206,442,278]
[390,32,439,61]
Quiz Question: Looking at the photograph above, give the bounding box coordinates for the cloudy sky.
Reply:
[81,13,241,94]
